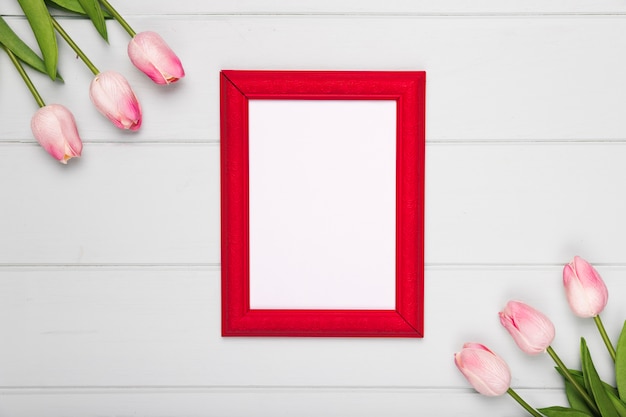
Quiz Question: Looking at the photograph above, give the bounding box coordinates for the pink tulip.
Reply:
[454,343,511,396]
[89,71,142,130]
[499,301,555,355]
[31,104,82,164]
[563,256,608,318]
[127,31,185,85]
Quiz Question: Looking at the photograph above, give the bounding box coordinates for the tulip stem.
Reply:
[98,0,136,37]
[594,314,616,362]
[506,388,545,417]
[546,346,599,415]
[50,17,100,76]
[2,44,45,108]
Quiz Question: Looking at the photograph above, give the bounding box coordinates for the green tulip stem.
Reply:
[546,346,599,415]
[594,314,616,362]
[2,44,45,108]
[50,17,100,76]
[98,0,136,38]
[506,388,545,417]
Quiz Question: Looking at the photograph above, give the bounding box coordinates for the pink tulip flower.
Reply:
[31,104,82,164]
[454,343,511,396]
[89,71,142,130]
[499,300,555,355]
[563,256,608,318]
[128,31,185,85]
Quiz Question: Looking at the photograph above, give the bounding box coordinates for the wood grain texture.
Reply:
[2,142,626,265]
[2,16,626,142]
[0,266,622,388]
[1,2,625,415]
[3,1,626,15]
[0,144,219,265]
[0,388,570,417]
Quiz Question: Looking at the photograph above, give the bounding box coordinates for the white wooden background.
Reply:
[2,1,626,415]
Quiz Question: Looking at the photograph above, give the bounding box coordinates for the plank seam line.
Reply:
[0,385,566,392]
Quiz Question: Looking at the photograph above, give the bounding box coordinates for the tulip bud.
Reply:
[563,256,608,318]
[31,104,83,164]
[499,300,555,355]
[454,343,511,396]
[128,31,185,85]
[89,71,142,131]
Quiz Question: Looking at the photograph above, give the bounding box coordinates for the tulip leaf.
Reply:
[45,0,86,13]
[560,368,619,396]
[45,0,111,17]
[554,367,603,414]
[16,0,58,80]
[76,0,108,41]
[581,338,620,417]
[538,406,594,417]
[607,390,626,417]
[0,16,49,76]
[563,376,595,415]
[616,321,626,399]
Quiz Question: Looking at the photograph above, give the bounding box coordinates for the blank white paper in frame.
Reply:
[248,99,397,310]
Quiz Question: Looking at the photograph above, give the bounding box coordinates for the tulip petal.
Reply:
[499,301,555,355]
[128,31,184,84]
[31,104,82,163]
[563,256,608,317]
[90,71,142,130]
[454,343,511,396]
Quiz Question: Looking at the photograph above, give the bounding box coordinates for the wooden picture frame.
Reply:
[220,70,425,337]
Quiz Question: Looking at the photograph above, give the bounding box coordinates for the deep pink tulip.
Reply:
[499,301,555,355]
[454,343,511,396]
[89,71,142,130]
[563,256,608,318]
[128,31,185,85]
[31,104,82,164]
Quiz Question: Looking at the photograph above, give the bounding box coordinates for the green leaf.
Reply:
[607,390,626,417]
[564,377,595,415]
[45,0,86,13]
[538,406,594,417]
[0,16,48,75]
[616,321,626,399]
[555,367,595,413]
[45,0,111,17]
[76,0,108,40]
[582,337,620,417]
[16,0,58,80]
[560,368,619,396]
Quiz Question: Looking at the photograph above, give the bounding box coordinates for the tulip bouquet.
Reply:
[0,0,185,163]
[455,256,626,417]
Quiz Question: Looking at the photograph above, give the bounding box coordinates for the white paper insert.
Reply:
[248,100,396,309]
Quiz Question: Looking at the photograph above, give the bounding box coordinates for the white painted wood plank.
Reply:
[0,388,569,417]
[4,142,626,265]
[3,2,623,414]
[0,266,622,388]
[0,144,219,265]
[425,142,626,264]
[3,1,626,15]
[2,16,626,142]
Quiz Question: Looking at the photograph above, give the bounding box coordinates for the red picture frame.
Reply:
[220,70,425,337]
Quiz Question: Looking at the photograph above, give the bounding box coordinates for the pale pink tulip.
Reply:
[454,343,511,396]
[499,301,555,355]
[128,31,184,85]
[563,256,608,318]
[31,104,82,164]
[89,71,142,130]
